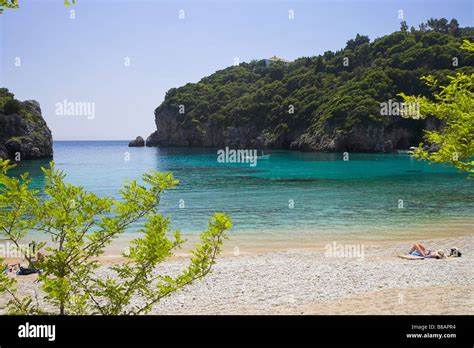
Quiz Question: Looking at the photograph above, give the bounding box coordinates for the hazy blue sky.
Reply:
[1,0,472,140]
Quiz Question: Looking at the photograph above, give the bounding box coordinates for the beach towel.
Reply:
[398,254,424,260]
[16,267,40,276]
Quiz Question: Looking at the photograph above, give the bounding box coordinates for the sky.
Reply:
[0,0,472,140]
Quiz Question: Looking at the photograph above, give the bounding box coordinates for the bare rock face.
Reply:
[0,88,53,161]
[146,105,202,147]
[147,102,430,153]
[145,131,158,147]
[290,122,422,153]
[128,136,145,147]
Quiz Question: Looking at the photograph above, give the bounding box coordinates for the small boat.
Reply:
[244,151,270,160]
[397,147,416,154]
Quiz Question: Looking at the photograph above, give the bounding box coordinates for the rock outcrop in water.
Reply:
[128,136,145,147]
[0,88,53,161]
[146,20,473,152]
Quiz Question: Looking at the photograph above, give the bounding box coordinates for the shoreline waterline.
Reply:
[3,217,471,263]
[103,217,474,260]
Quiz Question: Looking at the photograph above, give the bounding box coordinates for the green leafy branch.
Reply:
[398,40,474,175]
[0,160,232,315]
[0,0,74,14]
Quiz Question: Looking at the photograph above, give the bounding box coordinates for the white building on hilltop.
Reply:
[263,56,291,67]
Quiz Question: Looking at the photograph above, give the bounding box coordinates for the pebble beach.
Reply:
[2,235,472,315]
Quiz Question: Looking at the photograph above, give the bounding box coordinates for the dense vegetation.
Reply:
[0,89,46,124]
[400,39,474,174]
[155,19,474,151]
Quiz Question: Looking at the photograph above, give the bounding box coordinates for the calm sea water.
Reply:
[11,141,474,242]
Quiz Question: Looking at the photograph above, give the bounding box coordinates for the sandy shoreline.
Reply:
[1,234,472,315]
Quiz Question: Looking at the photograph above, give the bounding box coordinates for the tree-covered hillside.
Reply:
[147,19,474,152]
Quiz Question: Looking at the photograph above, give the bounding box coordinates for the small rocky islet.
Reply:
[128,136,145,147]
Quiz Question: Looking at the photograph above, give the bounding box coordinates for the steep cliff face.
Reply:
[147,105,430,152]
[288,119,433,152]
[147,105,257,148]
[147,105,200,147]
[0,88,53,161]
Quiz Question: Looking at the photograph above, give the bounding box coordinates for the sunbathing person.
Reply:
[17,251,45,275]
[409,243,445,259]
[2,263,20,274]
[1,251,45,275]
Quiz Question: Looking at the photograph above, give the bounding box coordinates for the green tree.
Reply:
[449,18,460,37]
[400,21,408,32]
[0,0,18,14]
[0,0,73,14]
[345,34,370,50]
[399,40,474,175]
[3,99,21,115]
[0,160,232,314]
[314,56,325,72]
[427,17,449,33]
[419,22,428,32]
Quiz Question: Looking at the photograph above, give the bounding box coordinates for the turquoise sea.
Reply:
[11,141,474,245]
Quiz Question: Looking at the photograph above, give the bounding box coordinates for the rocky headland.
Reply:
[0,88,53,161]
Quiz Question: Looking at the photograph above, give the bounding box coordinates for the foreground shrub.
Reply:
[0,160,232,315]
